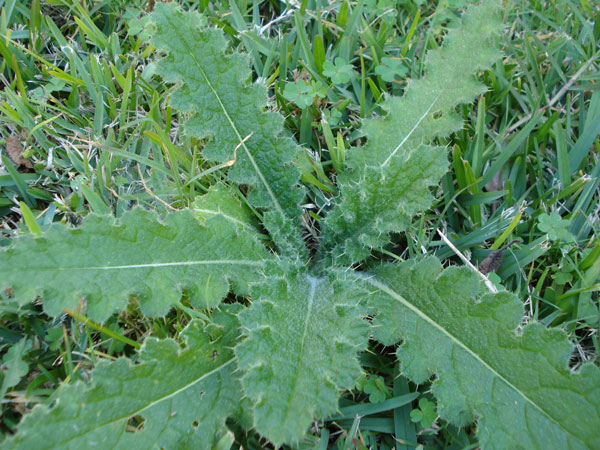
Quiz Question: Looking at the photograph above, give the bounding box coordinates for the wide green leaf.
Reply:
[4,307,242,449]
[321,0,502,263]
[141,3,306,255]
[235,266,369,445]
[324,144,447,263]
[367,258,600,449]
[0,208,270,321]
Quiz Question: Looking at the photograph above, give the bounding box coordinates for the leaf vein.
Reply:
[363,274,583,445]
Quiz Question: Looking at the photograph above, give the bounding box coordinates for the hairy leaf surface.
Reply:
[321,0,502,263]
[367,258,600,449]
[325,144,447,263]
[142,3,305,255]
[235,267,369,445]
[5,308,241,449]
[192,184,257,232]
[4,2,596,449]
[0,209,270,321]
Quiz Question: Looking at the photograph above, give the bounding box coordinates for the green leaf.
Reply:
[538,211,576,242]
[363,375,390,403]
[283,80,328,109]
[364,0,398,24]
[409,408,423,424]
[283,80,315,109]
[410,398,437,429]
[367,257,600,449]
[323,57,354,84]
[0,338,32,402]
[5,307,242,450]
[235,266,369,445]
[322,107,342,126]
[192,183,258,233]
[0,208,270,321]
[324,144,448,263]
[374,57,407,83]
[321,0,503,263]
[142,4,305,254]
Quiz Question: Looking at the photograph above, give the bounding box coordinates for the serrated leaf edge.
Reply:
[361,273,583,445]
[56,358,235,447]
[163,12,285,219]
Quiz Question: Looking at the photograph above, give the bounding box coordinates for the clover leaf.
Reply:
[538,211,576,242]
[410,398,438,429]
[364,0,398,24]
[283,80,328,109]
[310,80,328,98]
[283,81,314,108]
[375,57,408,82]
[322,108,342,126]
[323,57,354,84]
[362,375,390,403]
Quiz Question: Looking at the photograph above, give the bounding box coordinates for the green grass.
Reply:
[0,0,598,448]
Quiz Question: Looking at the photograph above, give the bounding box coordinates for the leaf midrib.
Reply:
[282,275,319,428]
[363,274,584,446]
[19,260,264,271]
[379,93,441,168]
[48,358,235,448]
[165,14,285,219]
[194,208,257,232]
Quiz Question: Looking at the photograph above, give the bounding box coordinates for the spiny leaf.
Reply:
[367,258,600,449]
[0,208,270,321]
[321,0,502,263]
[142,3,306,256]
[4,307,242,450]
[324,144,447,262]
[235,266,369,445]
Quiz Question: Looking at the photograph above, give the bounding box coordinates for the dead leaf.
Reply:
[4,136,33,169]
[479,250,503,274]
[478,240,521,274]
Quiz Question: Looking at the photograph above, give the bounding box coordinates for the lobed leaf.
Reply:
[5,307,242,449]
[141,3,306,256]
[235,266,369,445]
[367,258,600,449]
[321,0,503,263]
[4,2,595,449]
[324,144,447,262]
[0,208,270,321]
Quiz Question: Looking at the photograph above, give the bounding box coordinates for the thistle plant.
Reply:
[2,1,599,448]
